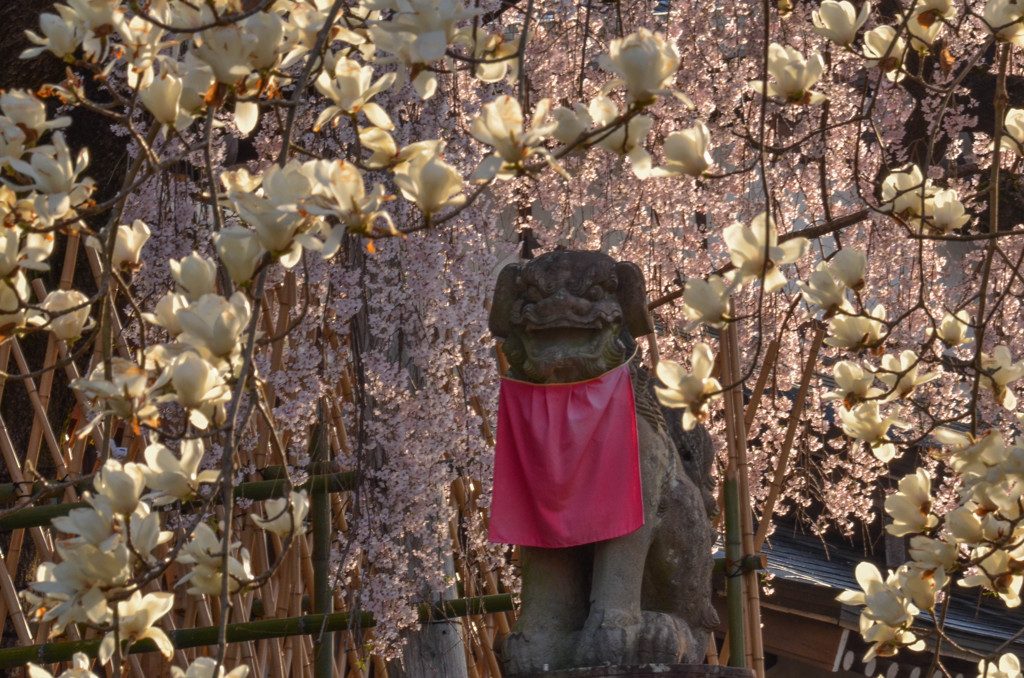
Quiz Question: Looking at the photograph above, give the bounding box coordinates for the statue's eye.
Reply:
[525,286,544,302]
[586,285,605,301]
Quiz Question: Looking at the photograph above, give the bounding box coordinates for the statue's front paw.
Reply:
[638,611,690,664]
[573,608,641,667]
[503,629,574,675]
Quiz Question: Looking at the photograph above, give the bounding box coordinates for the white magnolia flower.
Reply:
[141,70,192,131]
[838,401,908,462]
[811,0,871,46]
[127,507,172,564]
[825,304,887,351]
[837,562,919,627]
[823,360,883,406]
[1002,109,1024,156]
[176,292,251,362]
[980,345,1024,409]
[111,219,150,270]
[799,264,851,317]
[908,1,948,51]
[979,654,1022,678]
[0,271,30,333]
[171,657,250,678]
[176,526,253,597]
[863,25,907,81]
[551,103,592,145]
[859,616,924,660]
[301,159,394,251]
[98,592,175,664]
[170,253,218,301]
[313,57,396,132]
[7,133,93,213]
[749,43,827,105]
[21,7,83,60]
[908,535,957,575]
[72,357,165,433]
[213,226,265,287]
[28,651,98,678]
[94,458,145,514]
[925,188,970,234]
[227,161,316,267]
[723,212,809,293]
[468,30,518,83]
[51,495,118,550]
[876,350,938,400]
[179,53,216,114]
[194,24,255,84]
[470,96,558,181]
[367,0,479,66]
[169,350,230,427]
[652,121,713,177]
[142,292,188,337]
[929,310,972,347]
[880,164,935,217]
[588,96,654,178]
[960,547,1024,607]
[33,289,92,341]
[142,439,219,505]
[984,0,1024,45]
[885,468,939,536]
[359,126,399,168]
[599,28,690,105]
[682,275,732,329]
[0,90,71,138]
[252,490,310,537]
[654,343,722,430]
[393,142,465,217]
[897,563,940,612]
[830,248,867,290]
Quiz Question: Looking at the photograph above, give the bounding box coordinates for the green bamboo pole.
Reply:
[310,406,334,678]
[0,594,516,669]
[723,474,746,667]
[0,470,357,530]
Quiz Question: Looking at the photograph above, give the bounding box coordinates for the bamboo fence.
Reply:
[0,235,518,678]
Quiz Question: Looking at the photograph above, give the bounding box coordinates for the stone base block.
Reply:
[514,665,757,678]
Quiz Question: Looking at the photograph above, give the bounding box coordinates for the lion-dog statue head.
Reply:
[489,250,653,384]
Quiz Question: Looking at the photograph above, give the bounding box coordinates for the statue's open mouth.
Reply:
[521,323,612,350]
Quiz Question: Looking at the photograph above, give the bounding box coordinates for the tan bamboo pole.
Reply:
[463,628,481,678]
[743,338,780,434]
[0,416,54,560]
[752,325,825,551]
[11,340,73,482]
[0,544,33,644]
[24,235,81,473]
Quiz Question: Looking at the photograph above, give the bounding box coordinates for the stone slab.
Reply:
[514,665,757,678]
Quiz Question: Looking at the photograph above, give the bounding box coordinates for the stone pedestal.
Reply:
[516,666,757,678]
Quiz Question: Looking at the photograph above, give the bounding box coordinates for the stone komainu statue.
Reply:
[489,250,719,674]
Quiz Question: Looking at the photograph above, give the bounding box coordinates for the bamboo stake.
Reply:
[722,319,765,678]
[720,322,746,668]
[11,339,73,483]
[743,338,780,435]
[752,325,825,552]
[311,409,335,678]
[0,544,33,644]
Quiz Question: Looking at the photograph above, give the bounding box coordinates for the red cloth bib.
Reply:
[488,361,644,548]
